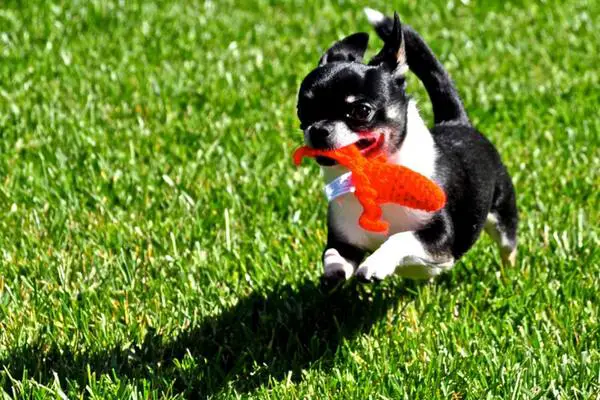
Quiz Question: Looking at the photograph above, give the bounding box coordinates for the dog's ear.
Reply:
[319,32,370,66]
[369,12,408,77]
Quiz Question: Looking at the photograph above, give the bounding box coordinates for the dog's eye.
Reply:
[347,103,373,122]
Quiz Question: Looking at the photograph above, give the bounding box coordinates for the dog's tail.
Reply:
[364,8,469,125]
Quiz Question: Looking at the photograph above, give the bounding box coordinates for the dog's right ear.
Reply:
[319,32,370,66]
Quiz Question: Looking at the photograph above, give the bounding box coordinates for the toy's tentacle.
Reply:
[351,161,388,233]
[293,146,317,165]
[359,215,388,232]
[292,145,360,167]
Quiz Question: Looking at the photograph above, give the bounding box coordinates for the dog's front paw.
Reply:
[321,268,348,287]
[354,262,394,283]
[322,261,353,282]
[322,249,354,285]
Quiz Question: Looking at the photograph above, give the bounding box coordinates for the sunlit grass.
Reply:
[0,0,598,398]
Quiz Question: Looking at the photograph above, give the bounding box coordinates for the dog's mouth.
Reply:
[355,134,384,157]
[316,134,384,166]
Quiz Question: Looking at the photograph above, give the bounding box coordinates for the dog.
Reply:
[296,9,518,282]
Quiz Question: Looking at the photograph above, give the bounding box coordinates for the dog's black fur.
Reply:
[398,23,518,260]
[297,11,518,281]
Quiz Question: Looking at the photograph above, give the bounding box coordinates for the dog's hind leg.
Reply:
[485,169,518,266]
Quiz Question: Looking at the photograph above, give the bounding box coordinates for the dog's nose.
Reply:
[307,122,334,149]
[308,124,331,138]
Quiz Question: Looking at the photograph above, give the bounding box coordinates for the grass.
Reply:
[0,0,598,398]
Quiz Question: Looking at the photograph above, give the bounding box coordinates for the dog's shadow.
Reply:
[1,279,418,397]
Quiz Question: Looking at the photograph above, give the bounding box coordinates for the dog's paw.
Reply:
[322,261,353,283]
[354,263,393,283]
[320,268,348,287]
[322,249,354,284]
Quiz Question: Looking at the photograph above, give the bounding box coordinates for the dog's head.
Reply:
[297,14,409,166]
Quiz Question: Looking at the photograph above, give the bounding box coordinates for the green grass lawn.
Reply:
[1,0,599,398]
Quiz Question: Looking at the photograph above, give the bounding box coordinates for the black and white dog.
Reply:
[296,9,518,282]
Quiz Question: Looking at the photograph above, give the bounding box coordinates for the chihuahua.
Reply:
[296,9,518,282]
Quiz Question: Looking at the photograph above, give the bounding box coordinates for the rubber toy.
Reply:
[293,143,446,233]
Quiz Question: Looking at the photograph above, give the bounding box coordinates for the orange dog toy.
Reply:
[293,144,446,233]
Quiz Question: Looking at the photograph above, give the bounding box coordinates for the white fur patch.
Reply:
[364,8,385,26]
[485,213,513,250]
[388,100,437,179]
[385,104,402,120]
[394,64,409,77]
[485,212,517,265]
[355,231,454,280]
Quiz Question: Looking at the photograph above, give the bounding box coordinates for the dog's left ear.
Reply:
[319,32,370,66]
[369,12,408,77]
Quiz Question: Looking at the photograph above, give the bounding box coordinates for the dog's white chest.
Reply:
[323,100,439,251]
[329,194,433,251]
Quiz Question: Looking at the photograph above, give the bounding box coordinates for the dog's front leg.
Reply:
[322,236,366,284]
[355,221,455,281]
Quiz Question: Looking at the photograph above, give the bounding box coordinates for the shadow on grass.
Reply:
[1,279,417,397]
